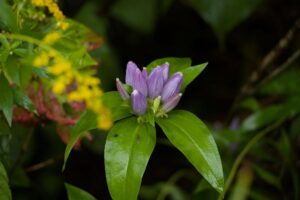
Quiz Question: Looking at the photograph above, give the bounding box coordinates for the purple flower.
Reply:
[131,90,147,115]
[161,62,169,82]
[116,78,130,100]
[147,67,164,99]
[161,93,182,112]
[161,72,183,102]
[126,61,138,86]
[117,61,184,117]
[125,61,148,96]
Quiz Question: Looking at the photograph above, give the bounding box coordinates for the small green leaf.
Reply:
[0,161,12,200]
[65,183,96,200]
[63,110,97,171]
[156,110,224,193]
[105,117,156,200]
[102,91,132,122]
[181,62,207,91]
[147,57,191,74]
[0,75,13,126]
[19,64,33,89]
[253,165,281,189]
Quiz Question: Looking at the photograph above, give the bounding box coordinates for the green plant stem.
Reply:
[1,33,58,53]
[217,118,286,200]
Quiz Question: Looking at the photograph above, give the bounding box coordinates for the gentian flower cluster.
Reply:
[116,61,183,117]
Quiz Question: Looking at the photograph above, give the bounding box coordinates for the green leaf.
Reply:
[241,97,300,131]
[253,165,281,189]
[102,91,132,122]
[191,0,261,43]
[3,56,21,86]
[0,0,18,32]
[105,117,156,200]
[19,64,33,89]
[156,110,224,193]
[181,62,207,91]
[65,183,96,200]
[147,57,192,74]
[0,75,13,126]
[0,161,12,200]
[63,110,97,171]
[110,0,157,33]
[13,90,36,113]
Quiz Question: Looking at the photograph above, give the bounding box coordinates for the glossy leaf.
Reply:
[0,75,13,126]
[13,90,36,113]
[102,91,132,121]
[105,117,156,200]
[181,62,207,91]
[65,183,96,200]
[63,110,97,170]
[191,0,261,43]
[147,57,192,74]
[156,110,224,193]
[0,161,12,200]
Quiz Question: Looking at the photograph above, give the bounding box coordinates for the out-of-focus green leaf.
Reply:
[259,69,300,96]
[147,57,192,74]
[19,64,32,89]
[0,161,12,200]
[241,97,300,131]
[9,166,30,187]
[239,97,261,111]
[0,0,18,32]
[0,75,13,126]
[253,165,281,189]
[65,183,96,200]
[249,189,270,200]
[191,0,261,43]
[105,117,156,200]
[4,56,20,86]
[111,0,157,33]
[63,110,97,171]
[13,90,36,113]
[181,62,207,91]
[229,165,253,200]
[102,91,132,122]
[156,110,224,193]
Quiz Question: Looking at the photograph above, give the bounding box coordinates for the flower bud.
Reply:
[147,67,164,99]
[126,61,138,85]
[116,78,130,100]
[132,69,148,96]
[161,62,169,82]
[161,93,182,112]
[142,67,148,80]
[131,90,147,115]
[161,72,183,102]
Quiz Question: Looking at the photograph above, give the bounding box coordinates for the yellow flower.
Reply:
[48,59,71,75]
[42,31,61,45]
[97,111,112,130]
[33,52,49,67]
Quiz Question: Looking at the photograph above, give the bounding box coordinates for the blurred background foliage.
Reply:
[1,0,300,199]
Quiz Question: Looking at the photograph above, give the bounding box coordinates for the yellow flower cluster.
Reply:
[33,48,112,130]
[31,0,69,30]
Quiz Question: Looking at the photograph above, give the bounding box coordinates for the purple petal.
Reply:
[161,72,183,102]
[142,67,148,80]
[161,62,169,82]
[161,93,182,112]
[132,68,148,96]
[147,67,164,99]
[116,78,130,100]
[131,90,147,115]
[126,61,138,85]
